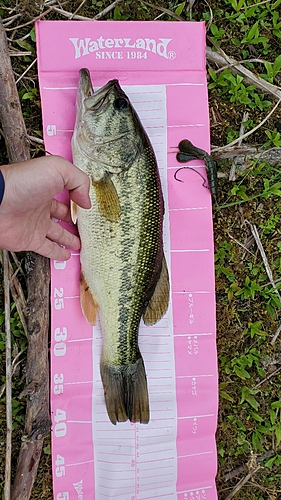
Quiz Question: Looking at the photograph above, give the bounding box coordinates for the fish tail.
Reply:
[100,356,149,425]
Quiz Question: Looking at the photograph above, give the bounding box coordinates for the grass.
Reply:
[1,0,281,498]
[214,158,281,497]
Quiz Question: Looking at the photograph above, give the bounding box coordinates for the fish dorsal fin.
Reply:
[143,255,170,326]
[70,200,78,225]
[92,173,120,222]
[80,272,99,325]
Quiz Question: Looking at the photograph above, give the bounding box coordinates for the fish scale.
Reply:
[72,69,169,424]
[116,148,162,365]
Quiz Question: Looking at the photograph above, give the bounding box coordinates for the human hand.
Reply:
[0,155,90,260]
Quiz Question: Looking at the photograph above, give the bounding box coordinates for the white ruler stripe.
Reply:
[92,84,178,500]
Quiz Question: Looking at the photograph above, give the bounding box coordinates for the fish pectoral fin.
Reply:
[100,357,149,425]
[143,255,170,326]
[80,272,99,325]
[92,173,120,222]
[70,200,78,224]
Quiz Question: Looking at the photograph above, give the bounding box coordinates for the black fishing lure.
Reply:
[174,139,218,196]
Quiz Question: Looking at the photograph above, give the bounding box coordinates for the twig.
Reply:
[203,0,213,31]
[44,0,63,5]
[0,348,27,398]
[10,252,24,275]
[51,0,119,21]
[229,111,249,181]
[11,348,27,376]
[4,7,54,31]
[26,134,44,145]
[224,450,275,481]
[258,147,281,165]
[246,222,281,344]
[69,0,87,19]
[212,98,281,153]
[212,147,281,180]
[247,222,281,300]
[215,58,270,74]
[228,233,256,258]
[249,481,277,500]
[186,0,196,19]
[0,5,17,11]
[16,32,34,42]
[9,51,32,57]
[261,277,281,288]
[206,46,281,101]
[15,58,37,85]
[50,6,91,20]
[187,0,196,11]
[253,365,281,389]
[2,13,21,27]
[140,1,185,21]
[271,324,281,346]
[3,250,12,500]
[8,265,28,337]
[211,106,217,123]
[238,112,249,147]
[224,466,261,500]
[211,145,257,158]
[94,0,124,20]
[243,0,272,8]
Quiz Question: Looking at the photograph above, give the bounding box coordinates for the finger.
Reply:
[51,156,91,209]
[69,180,91,210]
[51,198,72,223]
[34,238,72,261]
[47,219,81,251]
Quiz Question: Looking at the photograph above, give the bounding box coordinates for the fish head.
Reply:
[73,69,145,173]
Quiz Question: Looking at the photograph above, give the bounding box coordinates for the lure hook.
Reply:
[174,166,208,189]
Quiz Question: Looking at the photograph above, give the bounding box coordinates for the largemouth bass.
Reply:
[71,68,169,425]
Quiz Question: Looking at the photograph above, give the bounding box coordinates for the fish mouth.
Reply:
[78,68,94,99]
[78,68,125,114]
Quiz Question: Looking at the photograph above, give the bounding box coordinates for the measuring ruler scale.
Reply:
[37,20,218,500]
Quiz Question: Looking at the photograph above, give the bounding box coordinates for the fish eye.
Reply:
[114,97,128,110]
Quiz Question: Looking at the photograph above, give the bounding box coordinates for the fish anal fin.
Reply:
[100,357,149,425]
[70,200,78,224]
[92,173,120,223]
[143,255,170,326]
[80,272,98,325]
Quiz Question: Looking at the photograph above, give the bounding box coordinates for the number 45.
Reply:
[57,493,69,500]
[55,454,65,478]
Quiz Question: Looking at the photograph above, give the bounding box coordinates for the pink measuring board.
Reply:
[36,20,218,500]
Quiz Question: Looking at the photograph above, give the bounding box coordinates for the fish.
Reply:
[71,68,169,425]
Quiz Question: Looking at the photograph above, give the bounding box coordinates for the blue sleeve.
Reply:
[0,169,5,204]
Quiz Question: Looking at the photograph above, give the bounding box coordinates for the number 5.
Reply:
[47,124,57,136]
